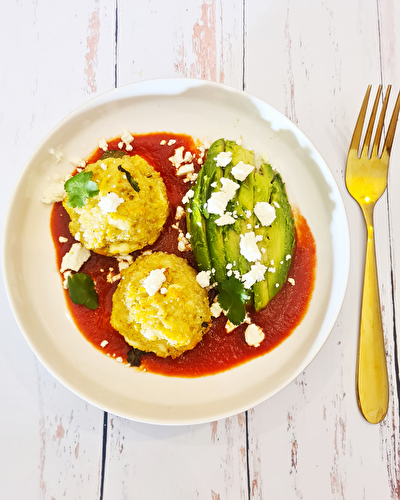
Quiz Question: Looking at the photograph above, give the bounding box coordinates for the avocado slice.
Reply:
[186,139,225,273]
[253,163,275,310]
[257,169,295,301]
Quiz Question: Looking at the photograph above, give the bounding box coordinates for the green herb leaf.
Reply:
[68,273,98,310]
[217,276,248,326]
[118,165,140,192]
[64,171,99,208]
[100,149,126,160]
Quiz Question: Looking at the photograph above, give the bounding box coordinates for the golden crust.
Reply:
[110,252,212,358]
[63,155,169,256]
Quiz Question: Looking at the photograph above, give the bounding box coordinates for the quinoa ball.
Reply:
[63,155,169,256]
[111,252,212,358]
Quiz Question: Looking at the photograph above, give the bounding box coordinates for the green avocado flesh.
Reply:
[186,138,295,321]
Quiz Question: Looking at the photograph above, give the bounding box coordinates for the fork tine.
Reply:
[372,86,391,157]
[383,89,400,155]
[362,85,382,156]
[350,85,372,152]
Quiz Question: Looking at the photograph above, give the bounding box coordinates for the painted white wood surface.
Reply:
[0,1,399,499]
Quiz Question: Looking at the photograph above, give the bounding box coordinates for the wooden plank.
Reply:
[245,0,398,498]
[104,1,249,499]
[0,0,116,497]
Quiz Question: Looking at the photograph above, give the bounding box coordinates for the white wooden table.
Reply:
[1,1,399,498]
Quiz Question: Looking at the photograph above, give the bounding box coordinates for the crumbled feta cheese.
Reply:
[273,201,280,208]
[206,177,240,216]
[49,148,63,163]
[41,178,66,203]
[239,232,262,262]
[142,268,166,296]
[225,320,236,333]
[177,233,191,252]
[116,357,123,363]
[182,189,194,204]
[121,130,134,148]
[160,140,167,145]
[100,340,108,348]
[241,262,267,289]
[245,210,252,219]
[286,254,292,261]
[254,202,276,227]
[245,323,265,347]
[185,232,191,240]
[246,224,252,229]
[117,254,133,271]
[160,287,168,294]
[215,213,235,226]
[62,270,72,289]
[288,278,295,285]
[60,243,91,273]
[70,157,86,168]
[231,161,255,181]
[98,138,108,151]
[59,236,68,243]
[176,163,194,176]
[196,270,211,288]
[100,162,107,170]
[214,151,232,167]
[175,206,185,219]
[98,192,124,214]
[168,139,176,146]
[169,146,185,168]
[210,300,223,318]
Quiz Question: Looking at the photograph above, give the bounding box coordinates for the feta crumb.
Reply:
[196,270,211,288]
[214,151,232,167]
[59,236,68,243]
[206,177,240,216]
[116,357,123,363]
[273,201,280,208]
[169,146,185,167]
[288,278,295,285]
[177,233,191,252]
[142,268,166,296]
[168,139,176,146]
[62,270,72,289]
[245,323,265,347]
[245,210,252,219]
[210,300,223,318]
[175,206,185,219]
[41,178,66,203]
[160,140,167,145]
[121,130,134,146]
[231,161,255,181]
[246,223,252,230]
[239,232,262,262]
[98,192,124,214]
[100,340,108,348]
[225,320,236,333]
[176,163,194,176]
[60,243,91,273]
[49,148,63,163]
[100,162,107,170]
[160,287,168,294]
[98,138,108,151]
[70,157,86,168]
[286,254,292,261]
[182,189,194,204]
[241,262,267,289]
[215,213,235,226]
[211,182,217,188]
[254,202,276,227]
[117,254,133,271]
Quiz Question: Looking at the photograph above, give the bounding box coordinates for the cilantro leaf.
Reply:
[217,276,248,326]
[64,171,99,208]
[118,165,140,192]
[68,273,98,309]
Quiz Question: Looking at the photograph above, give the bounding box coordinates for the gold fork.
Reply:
[346,85,400,424]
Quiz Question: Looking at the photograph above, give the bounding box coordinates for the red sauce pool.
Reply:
[51,133,316,377]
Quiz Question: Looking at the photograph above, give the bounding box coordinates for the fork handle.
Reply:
[357,205,389,423]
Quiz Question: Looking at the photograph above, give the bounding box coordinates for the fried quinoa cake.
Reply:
[63,155,169,256]
[111,252,212,358]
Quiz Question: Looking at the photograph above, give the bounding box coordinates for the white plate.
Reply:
[3,79,350,425]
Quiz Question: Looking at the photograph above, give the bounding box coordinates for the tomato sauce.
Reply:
[51,133,316,377]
